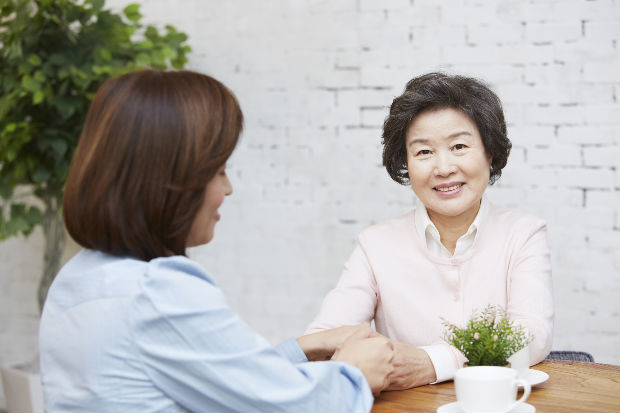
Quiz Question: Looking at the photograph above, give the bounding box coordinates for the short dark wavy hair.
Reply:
[382,72,511,185]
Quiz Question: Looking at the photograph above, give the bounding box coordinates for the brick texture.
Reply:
[1,0,618,406]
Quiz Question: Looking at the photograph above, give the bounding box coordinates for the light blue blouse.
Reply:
[39,249,373,412]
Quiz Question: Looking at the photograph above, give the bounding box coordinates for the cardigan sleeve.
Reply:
[506,221,554,365]
[305,242,379,334]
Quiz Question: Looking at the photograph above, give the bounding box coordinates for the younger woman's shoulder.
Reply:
[139,255,229,313]
[148,255,213,282]
[144,255,221,297]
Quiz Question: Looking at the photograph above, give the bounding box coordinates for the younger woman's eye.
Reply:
[416,149,431,156]
[453,144,466,150]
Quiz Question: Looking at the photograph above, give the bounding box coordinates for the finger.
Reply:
[367,329,380,338]
[372,331,388,339]
[337,325,362,342]
[382,374,391,392]
[347,327,368,341]
[354,323,376,338]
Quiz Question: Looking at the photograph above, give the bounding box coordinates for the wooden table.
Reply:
[372,360,620,412]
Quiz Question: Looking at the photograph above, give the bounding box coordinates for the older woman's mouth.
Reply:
[434,182,464,192]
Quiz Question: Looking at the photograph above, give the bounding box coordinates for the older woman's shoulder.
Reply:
[357,210,416,245]
[487,203,547,232]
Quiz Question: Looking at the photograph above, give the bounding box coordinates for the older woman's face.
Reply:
[406,108,491,221]
[186,164,233,247]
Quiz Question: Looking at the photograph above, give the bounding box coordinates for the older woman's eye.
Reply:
[453,144,467,151]
[416,149,431,156]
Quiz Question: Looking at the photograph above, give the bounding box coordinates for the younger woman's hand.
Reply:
[297,324,376,361]
[331,328,395,395]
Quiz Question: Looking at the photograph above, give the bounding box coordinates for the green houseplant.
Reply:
[0,0,190,313]
[442,305,532,367]
[1,1,191,410]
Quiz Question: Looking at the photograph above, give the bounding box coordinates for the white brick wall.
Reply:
[1,0,618,407]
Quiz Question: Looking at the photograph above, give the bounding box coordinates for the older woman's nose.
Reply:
[433,154,457,176]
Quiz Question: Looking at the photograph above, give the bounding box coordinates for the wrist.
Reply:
[297,333,329,361]
[414,347,437,384]
[390,342,437,389]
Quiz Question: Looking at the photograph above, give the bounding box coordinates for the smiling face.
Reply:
[406,108,492,225]
[186,164,232,248]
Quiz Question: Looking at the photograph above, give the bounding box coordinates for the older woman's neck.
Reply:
[427,201,481,255]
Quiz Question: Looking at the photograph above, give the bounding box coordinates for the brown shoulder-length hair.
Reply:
[382,72,511,185]
[63,70,243,261]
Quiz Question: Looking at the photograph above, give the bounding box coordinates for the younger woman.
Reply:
[39,70,394,412]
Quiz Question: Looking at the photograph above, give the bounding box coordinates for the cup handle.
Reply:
[504,378,531,412]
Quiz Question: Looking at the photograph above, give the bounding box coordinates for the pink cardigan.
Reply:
[306,203,553,381]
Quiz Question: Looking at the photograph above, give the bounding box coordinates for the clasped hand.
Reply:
[298,325,437,394]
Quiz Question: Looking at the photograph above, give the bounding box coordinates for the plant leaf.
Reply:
[28,54,42,66]
[33,167,52,183]
[33,90,45,104]
[123,4,142,22]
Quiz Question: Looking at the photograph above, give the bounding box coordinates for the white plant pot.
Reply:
[1,361,44,413]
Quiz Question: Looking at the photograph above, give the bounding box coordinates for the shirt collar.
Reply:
[414,194,489,247]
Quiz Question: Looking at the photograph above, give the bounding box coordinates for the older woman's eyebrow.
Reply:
[407,138,429,147]
[407,131,473,147]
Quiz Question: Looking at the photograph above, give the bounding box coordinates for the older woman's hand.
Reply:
[297,324,377,361]
[385,341,437,390]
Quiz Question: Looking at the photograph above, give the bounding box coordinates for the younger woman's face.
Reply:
[186,164,232,247]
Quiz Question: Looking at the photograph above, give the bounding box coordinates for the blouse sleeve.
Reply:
[305,242,379,334]
[507,222,554,365]
[274,338,310,364]
[130,258,373,413]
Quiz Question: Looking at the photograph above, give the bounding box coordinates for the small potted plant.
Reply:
[442,305,532,367]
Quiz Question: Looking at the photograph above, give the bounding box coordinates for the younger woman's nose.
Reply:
[224,176,233,196]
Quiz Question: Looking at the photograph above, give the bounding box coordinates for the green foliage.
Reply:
[0,0,191,240]
[442,305,532,366]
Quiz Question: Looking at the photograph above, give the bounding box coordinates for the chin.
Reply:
[204,233,214,244]
[186,234,215,249]
[433,210,463,218]
[428,204,472,218]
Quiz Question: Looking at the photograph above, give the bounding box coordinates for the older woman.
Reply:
[39,70,394,412]
[306,72,553,389]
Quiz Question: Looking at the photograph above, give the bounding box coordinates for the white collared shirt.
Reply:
[414,195,489,258]
[415,195,489,382]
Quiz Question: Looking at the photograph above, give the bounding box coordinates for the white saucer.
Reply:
[437,401,536,413]
[522,369,549,386]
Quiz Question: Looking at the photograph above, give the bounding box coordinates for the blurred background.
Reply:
[1,0,618,408]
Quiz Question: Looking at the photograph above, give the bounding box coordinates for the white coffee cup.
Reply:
[508,345,531,379]
[454,366,531,413]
